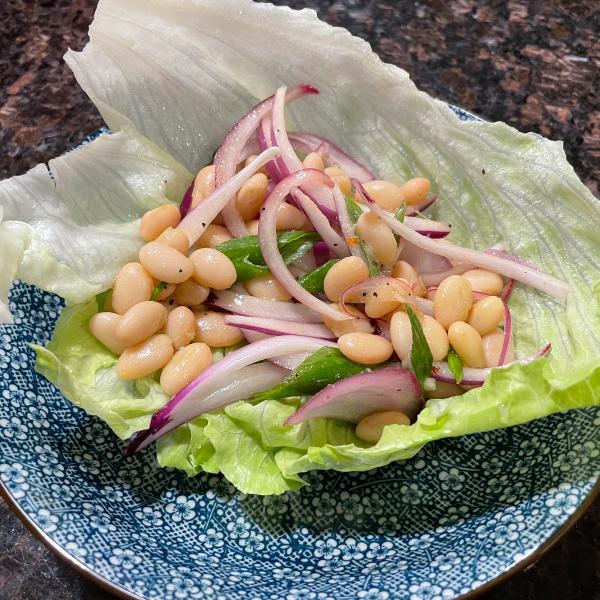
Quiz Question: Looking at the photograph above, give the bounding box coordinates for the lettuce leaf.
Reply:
[32,298,169,439]
[0,130,192,321]
[11,0,599,494]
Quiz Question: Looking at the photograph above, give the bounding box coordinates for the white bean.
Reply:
[194,224,232,249]
[338,332,393,365]
[237,173,268,221]
[462,269,504,295]
[447,321,486,368]
[115,301,167,347]
[364,284,403,319]
[160,342,213,395]
[324,167,351,195]
[323,256,369,302]
[303,152,324,171]
[89,312,128,354]
[356,212,397,265]
[116,334,174,380]
[467,296,504,336]
[164,306,196,349]
[244,274,291,301]
[356,411,410,443]
[433,275,473,329]
[112,262,154,315]
[276,203,308,231]
[174,279,210,307]
[140,204,181,242]
[194,311,244,348]
[139,242,194,284]
[362,180,405,211]
[482,328,514,367]
[155,227,190,255]
[190,248,237,290]
[323,303,373,337]
[191,165,216,208]
[397,177,430,206]
[392,261,426,297]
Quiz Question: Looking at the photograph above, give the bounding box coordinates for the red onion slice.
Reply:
[293,190,349,257]
[258,169,351,321]
[285,366,422,425]
[500,279,516,302]
[267,87,338,219]
[484,248,540,271]
[126,335,335,453]
[421,264,474,287]
[215,84,318,237]
[400,242,453,275]
[287,132,375,182]
[179,181,194,218]
[333,186,363,258]
[211,290,324,323]
[125,362,287,454]
[432,343,552,387]
[224,315,335,339]
[241,330,327,370]
[178,148,280,245]
[355,181,570,301]
[405,195,437,215]
[404,216,451,238]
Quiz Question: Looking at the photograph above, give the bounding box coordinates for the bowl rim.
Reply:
[1,458,598,599]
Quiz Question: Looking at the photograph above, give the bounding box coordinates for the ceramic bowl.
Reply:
[1,114,598,599]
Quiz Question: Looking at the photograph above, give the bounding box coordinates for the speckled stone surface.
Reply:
[0,1,598,599]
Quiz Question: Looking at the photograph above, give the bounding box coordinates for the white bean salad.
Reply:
[86,85,566,453]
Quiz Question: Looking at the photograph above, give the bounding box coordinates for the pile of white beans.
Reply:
[89,152,511,445]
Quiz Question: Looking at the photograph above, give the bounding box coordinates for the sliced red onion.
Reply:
[356,181,570,301]
[263,87,338,219]
[400,242,453,275]
[405,195,437,215]
[293,251,317,273]
[312,241,333,266]
[484,248,540,271]
[224,315,335,340]
[241,330,323,370]
[211,290,324,323]
[125,362,287,454]
[500,279,516,302]
[179,181,194,218]
[432,343,552,387]
[258,114,285,181]
[287,131,375,182]
[404,216,451,238]
[285,366,422,425]
[375,319,391,340]
[339,276,414,316]
[498,300,513,366]
[258,169,351,321]
[126,336,334,453]
[333,186,363,258]
[215,84,319,237]
[293,190,349,257]
[421,264,474,287]
[354,202,450,238]
[178,148,280,245]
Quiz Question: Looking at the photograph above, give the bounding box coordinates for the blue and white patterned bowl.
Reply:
[1,117,599,599]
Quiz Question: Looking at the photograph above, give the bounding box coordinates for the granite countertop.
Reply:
[0,1,598,598]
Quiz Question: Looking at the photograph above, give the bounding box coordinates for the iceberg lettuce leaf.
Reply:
[0,130,192,320]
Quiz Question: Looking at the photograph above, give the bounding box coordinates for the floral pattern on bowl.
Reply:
[1,279,598,600]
